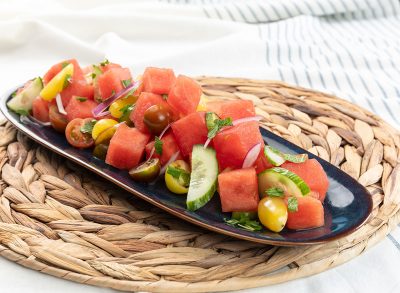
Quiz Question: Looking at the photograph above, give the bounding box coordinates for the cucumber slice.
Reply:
[186,145,218,211]
[283,153,308,163]
[7,77,43,115]
[258,167,310,198]
[264,146,285,166]
[205,112,220,131]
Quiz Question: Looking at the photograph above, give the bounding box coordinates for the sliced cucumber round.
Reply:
[264,146,285,166]
[258,167,310,198]
[186,145,218,211]
[7,77,43,115]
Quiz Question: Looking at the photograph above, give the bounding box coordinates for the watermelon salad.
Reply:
[7,59,329,233]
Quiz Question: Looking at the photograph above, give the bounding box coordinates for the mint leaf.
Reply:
[206,114,233,139]
[119,104,134,115]
[154,136,163,155]
[265,187,284,197]
[80,119,97,134]
[166,166,190,187]
[75,96,87,102]
[121,79,132,88]
[100,59,110,66]
[91,72,97,79]
[287,197,298,212]
[61,62,69,69]
[224,217,262,232]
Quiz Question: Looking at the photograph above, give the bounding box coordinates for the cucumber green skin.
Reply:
[7,77,43,114]
[264,146,285,166]
[258,167,310,197]
[186,145,218,211]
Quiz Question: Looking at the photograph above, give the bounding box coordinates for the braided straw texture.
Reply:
[0,77,399,292]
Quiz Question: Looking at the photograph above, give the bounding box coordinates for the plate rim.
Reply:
[0,84,373,246]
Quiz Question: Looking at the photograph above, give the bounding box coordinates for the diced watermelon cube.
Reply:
[100,63,122,73]
[281,159,329,202]
[61,81,94,107]
[143,67,176,95]
[65,96,98,122]
[43,59,84,85]
[287,196,325,230]
[218,168,259,212]
[106,124,150,169]
[167,75,202,117]
[96,68,132,101]
[213,121,263,170]
[145,131,183,165]
[130,92,171,134]
[171,112,208,157]
[32,96,50,122]
[206,100,255,120]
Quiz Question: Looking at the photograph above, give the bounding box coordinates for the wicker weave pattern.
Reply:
[0,77,399,292]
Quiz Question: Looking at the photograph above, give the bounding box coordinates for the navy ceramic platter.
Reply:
[1,86,373,246]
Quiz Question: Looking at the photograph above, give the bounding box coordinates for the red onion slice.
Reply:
[92,80,140,118]
[147,124,171,161]
[203,137,212,149]
[96,110,111,118]
[242,142,262,168]
[160,151,180,175]
[56,94,67,115]
[232,115,263,126]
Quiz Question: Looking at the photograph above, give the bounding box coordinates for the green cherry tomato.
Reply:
[258,197,288,232]
[93,144,109,160]
[165,160,190,194]
[129,158,161,182]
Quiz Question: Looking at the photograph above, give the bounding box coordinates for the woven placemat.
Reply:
[0,77,399,292]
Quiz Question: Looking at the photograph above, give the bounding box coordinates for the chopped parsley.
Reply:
[154,136,163,155]
[166,165,190,187]
[80,119,97,134]
[206,114,233,139]
[224,216,262,232]
[121,79,132,88]
[265,187,284,197]
[75,96,87,102]
[287,197,298,212]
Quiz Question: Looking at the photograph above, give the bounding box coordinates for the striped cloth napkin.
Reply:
[0,0,399,292]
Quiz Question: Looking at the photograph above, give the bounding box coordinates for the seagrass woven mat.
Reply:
[0,77,399,292]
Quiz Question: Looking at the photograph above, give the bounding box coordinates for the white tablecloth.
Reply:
[0,0,400,292]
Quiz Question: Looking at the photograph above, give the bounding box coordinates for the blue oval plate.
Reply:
[0,86,372,246]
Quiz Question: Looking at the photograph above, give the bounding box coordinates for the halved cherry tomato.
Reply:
[49,105,68,133]
[109,95,137,119]
[92,119,118,140]
[143,104,172,135]
[65,118,95,148]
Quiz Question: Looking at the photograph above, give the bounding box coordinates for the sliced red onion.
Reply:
[232,115,263,126]
[203,137,212,149]
[159,124,171,140]
[160,151,180,175]
[56,94,67,115]
[242,142,262,168]
[96,110,111,118]
[92,80,140,118]
[20,115,51,127]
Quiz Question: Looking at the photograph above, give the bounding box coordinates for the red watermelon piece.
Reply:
[60,81,94,106]
[254,144,274,174]
[100,63,122,73]
[281,159,329,202]
[143,67,176,95]
[106,124,150,169]
[65,96,97,122]
[167,75,202,117]
[213,121,263,171]
[43,59,84,85]
[145,131,183,165]
[218,168,259,212]
[32,97,50,122]
[171,111,208,157]
[206,100,255,120]
[287,196,324,230]
[96,68,132,101]
[130,92,171,134]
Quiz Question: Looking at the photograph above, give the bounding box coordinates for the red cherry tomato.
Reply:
[65,118,95,148]
[49,105,68,133]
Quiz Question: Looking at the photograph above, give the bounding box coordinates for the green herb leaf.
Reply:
[119,104,134,115]
[162,94,168,100]
[75,96,87,102]
[100,59,110,66]
[224,217,262,232]
[166,166,190,187]
[80,119,97,134]
[154,136,163,155]
[121,79,132,88]
[287,197,298,212]
[63,74,72,89]
[61,62,69,69]
[91,72,97,79]
[206,114,233,139]
[265,187,284,197]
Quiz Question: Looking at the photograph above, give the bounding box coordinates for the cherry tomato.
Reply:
[92,119,118,140]
[109,95,137,119]
[93,144,109,160]
[143,104,172,135]
[258,197,288,232]
[165,160,191,194]
[65,118,95,149]
[129,158,161,182]
[49,105,68,133]
[95,124,118,145]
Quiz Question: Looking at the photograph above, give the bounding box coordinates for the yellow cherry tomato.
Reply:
[165,160,190,194]
[196,94,208,111]
[109,95,137,118]
[258,197,288,232]
[91,119,118,140]
[40,63,74,101]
